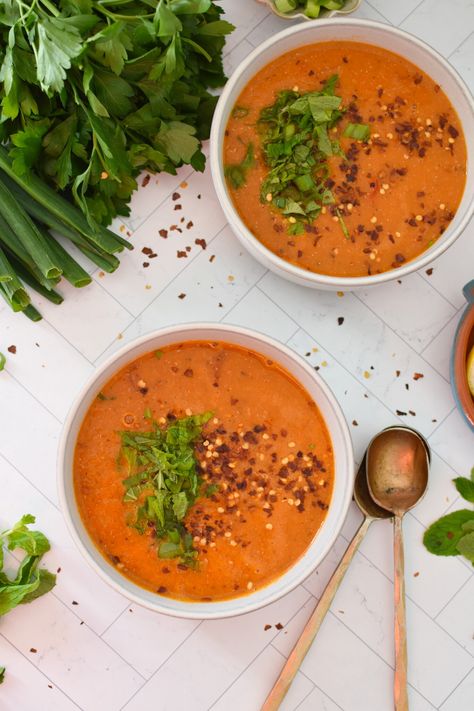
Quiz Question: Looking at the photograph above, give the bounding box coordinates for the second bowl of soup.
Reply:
[211,20,474,289]
[58,324,353,619]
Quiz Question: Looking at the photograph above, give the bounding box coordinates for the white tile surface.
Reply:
[0,2,473,710]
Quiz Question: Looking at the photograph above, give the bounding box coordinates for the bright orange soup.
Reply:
[74,341,334,602]
[224,42,467,277]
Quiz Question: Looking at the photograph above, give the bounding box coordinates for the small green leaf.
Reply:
[423,510,474,556]
[0,666,5,684]
[155,350,164,359]
[0,353,5,371]
[158,540,182,559]
[453,476,474,503]
[457,531,474,563]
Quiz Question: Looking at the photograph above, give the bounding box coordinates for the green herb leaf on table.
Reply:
[456,532,474,563]
[423,509,474,556]
[453,473,474,503]
[0,514,56,616]
[119,411,216,566]
[0,666,4,684]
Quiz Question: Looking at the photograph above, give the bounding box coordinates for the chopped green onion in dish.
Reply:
[273,0,346,18]
[344,123,371,142]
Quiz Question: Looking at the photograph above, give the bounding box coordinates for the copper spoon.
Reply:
[367,426,430,711]
[261,453,391,711]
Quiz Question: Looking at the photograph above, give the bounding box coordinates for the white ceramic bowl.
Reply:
[58,324,354,619]
[210,19,474,290]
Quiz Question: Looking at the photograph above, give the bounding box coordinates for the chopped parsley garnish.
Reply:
[119,412,214,566]
[224,143,256,189]
[257,75,346,234]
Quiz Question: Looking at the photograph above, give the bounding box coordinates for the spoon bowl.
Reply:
[367,426,430,515]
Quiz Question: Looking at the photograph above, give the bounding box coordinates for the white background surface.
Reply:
[1,1,474,709]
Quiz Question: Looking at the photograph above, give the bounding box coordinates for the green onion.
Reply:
[275,0,297,12]
[0,352,5,370]
[23,304,42,322]
[38,228,92,289]
[343,123,371,142]
[0,148,132,255]
[10,257,64,305]
[0,263,30,312]
[0,180,61,281]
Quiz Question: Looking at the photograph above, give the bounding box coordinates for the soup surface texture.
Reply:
[74,341,334,602]
[223,41,467,277]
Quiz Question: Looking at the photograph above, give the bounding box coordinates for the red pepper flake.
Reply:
[157,586,167,594]
[30,648,37,653]
[174,204,182,211]
[209,254,216,263]
[446,531,454,539]
[425,268,433,276]
[159,229,168,239]
[172,192,180,201]
[185,246,191,253]
[141,174,150,187]
[178,293,186,300]
[409,410,416,416]
[264,624,272,631]
[396,409,407,416]
[186,221,194,230]
[352,420,358,426]
[72,601,79,606]
[395,370,401,377]
[143,262,149,268]
[413,73,423,85]
[413,373,424,381]
[177,251,187,258]
[142,247,153,255]
[57,567,61,573]
[195,238,207,250]
[275,623,284,630]
[218,302,223,308]
[337,317,344,325]
[184,369,193,377]
[7,345,16,354]
[413,571,420,577]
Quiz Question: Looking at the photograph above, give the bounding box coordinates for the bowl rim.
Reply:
[451,280,474,431]
[210,18,474,289]
[57,323,354,619]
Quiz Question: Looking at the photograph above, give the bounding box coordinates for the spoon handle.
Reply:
[394,514,409,711]
[261,516,373,711]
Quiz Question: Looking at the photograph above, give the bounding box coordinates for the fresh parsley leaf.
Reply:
[423,509,474,556]
[119,411,213,563]
[453,476,474,503]
[0,666,5,684]
[255,76,348,237]
[224,142,255,189]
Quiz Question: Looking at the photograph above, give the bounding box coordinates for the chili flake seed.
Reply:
[266,193,273,202]
[265,523,273,530]
[230,540,237,547]
[386,132,393,139]
[247,581,254,590]
[287,498,294,506]
[363,370,371,379]
[415,214,423,222]
[370,216,377,224]
[288,441,295,448]
[439,203,445,210]
[217,507,225,513]
[379,189,385,195]
[288,216,296,224]
[100,171,108,180]
[224,531,232,538]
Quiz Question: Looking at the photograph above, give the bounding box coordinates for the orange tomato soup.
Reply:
[74,341,334,602]
[223,42,467,277]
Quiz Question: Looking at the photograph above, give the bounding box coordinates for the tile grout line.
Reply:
[447,29,474,57]
[118,620,204,710]
[6,369,63,424]
[352,290,452,385]
[206,592,316,711]
[438,662,474,709]
[420,304,464,357]
[259,293,445,439]
[91,223,229,365]
[0,450,61,511]
[99,603,135,640]
[0,632,85,711]
[434,574,474,627]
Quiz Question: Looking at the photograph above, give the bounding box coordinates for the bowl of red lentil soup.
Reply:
[210,20,474,289]
[58,324,353,619]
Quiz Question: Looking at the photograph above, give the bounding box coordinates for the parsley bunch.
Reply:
[120,411,213,565]
[424,468,474,565]
[0,1,233,225]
